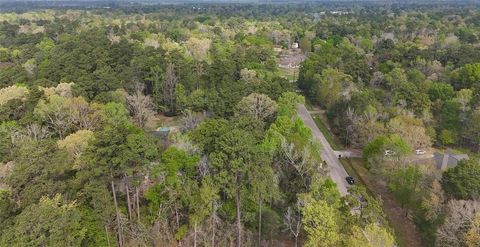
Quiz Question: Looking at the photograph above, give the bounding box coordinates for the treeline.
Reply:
[0,5,394,247]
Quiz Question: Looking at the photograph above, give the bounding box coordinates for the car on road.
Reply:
[345,176,355,185]
[384,150,396,156]
[415,149,426,155]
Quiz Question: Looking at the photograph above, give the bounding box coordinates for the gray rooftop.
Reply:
[434,151,469,170]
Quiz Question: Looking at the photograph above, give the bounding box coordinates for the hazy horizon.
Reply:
[0,0,476,3]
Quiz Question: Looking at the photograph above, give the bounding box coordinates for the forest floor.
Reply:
[341,158,425,247]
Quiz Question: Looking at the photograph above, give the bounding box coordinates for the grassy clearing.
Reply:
[279,66,296,82]
[311,114,343,150]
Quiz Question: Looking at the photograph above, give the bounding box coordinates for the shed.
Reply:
[151,127,171,138]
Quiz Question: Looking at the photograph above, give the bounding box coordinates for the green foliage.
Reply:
[394,82,431,114]
[363,134,411,172]
[0,121,18,162]
[301,195,341,247]
[441,159,480,200]
[439,100,461,132]
[428,83,455,102]
[189,118,231,154]
[347,224,396,247]
[386,134,412,156]
[189,178,219,225]
[363,135,388,168]
[451,63,480,89]
[439,129,456,146]
[0,194,86,247]
[154,147,199,186]
[83,119,157,181]
[315,68,353,108]
[7,140,72,207]
[309,178,342,208]
[36,37,55,53]
[208,128,264,197]
[100,102,129,127]
[388,165,422,212]
[346,186,386,226]
[0,189,16,230]
[385,68,407,90]
[4,4,478,245]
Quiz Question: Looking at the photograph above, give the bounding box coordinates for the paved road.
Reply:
[297,104,350,196]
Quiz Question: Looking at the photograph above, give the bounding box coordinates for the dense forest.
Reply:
[0,2,479,247]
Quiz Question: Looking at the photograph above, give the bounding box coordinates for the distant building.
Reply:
[434,151,469,170]
[330,11,351,15]
[291,42,299,49]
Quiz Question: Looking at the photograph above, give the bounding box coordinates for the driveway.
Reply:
[334,150,362,158]
[297,104,350,196]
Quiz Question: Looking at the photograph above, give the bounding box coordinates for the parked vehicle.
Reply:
[346,176,355,185]
[415,149,426,155]
[384,150,396,156]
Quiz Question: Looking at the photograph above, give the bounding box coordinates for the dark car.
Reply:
[346,176,355,185]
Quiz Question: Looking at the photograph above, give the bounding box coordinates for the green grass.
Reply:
[339,158,366,188]
[304,97,315,111]
[311,114,343,150]
[278,67,296,82]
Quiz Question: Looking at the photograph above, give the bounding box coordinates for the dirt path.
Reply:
[349,159,424,247]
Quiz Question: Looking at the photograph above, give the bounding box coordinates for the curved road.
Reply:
[297,104,350,196]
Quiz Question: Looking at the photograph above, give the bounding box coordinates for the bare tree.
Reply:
[284,206,302,247]
[181,109,202,131]
[186,37,212,61]
[345,107,357,146]
[197,156,210,178]
[66,97,101,131]
[280,139,311,189]
[126,83,156,128]
[436,200,480,247]
[387,115,432,149]
[34,95,71,138]
[25,124,51,141]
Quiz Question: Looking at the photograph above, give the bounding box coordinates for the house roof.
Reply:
[434,151,469,170]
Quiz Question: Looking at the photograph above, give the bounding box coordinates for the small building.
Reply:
[151,127,172,138]
[434,151,469,170]
[291,42,299,49]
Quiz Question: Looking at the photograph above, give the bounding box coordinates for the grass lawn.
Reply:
[311,114,343,150]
